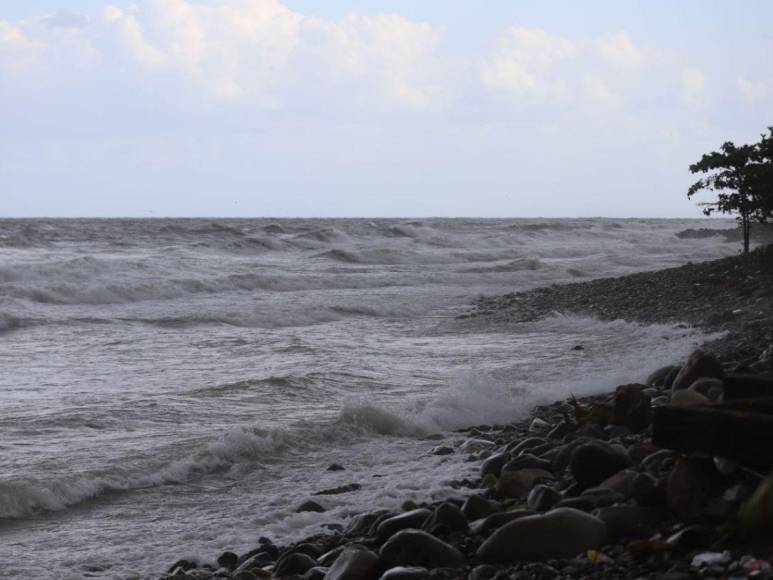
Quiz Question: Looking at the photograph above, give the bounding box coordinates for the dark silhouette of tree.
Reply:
[688,131,773,254]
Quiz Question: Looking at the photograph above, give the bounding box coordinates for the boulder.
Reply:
[480,453,509,479]
[297,500,326,513]
[569,441,632,489]
[376,509,432,540]
[667,457,716,521]
[471,509,535,535]
[496,468,553,499]
[423,502,468,534]
[646,365,679,387]
[526,485,562,512]
[612,384,651,432]
[275,553,317,577]
[688,377,725,401]
[502,454,552,474]
[671,350,723,392]
[324,546,379,580]
[461,495,499,521]
[378,567,429,580]
[346,510,389,536]
[217,552,239,570]
[507,437,547,456]
[379,529,464,569]
[593,506,669,539]
[670,389,711,406]
[476,508,608,562]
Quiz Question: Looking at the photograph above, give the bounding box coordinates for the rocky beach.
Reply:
[159,244,773,580]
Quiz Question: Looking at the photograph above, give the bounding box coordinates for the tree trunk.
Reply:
[741,210,751,254]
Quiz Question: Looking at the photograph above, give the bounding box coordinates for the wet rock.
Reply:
[167,560,197,574]
[529,417,550,432]
[671,350,723,391]
[431,446,454,456]
[480,453,509,479]
[275,553,317,576]
[471,509,535,535]
[551,437,594,473]
[378,566,429,580]
[526,485,562,512]
[667,525,714,555]
[217,552,239,570]
[593,506,669,539]
[508,437,547,456]
[346,510,389,536]
[647,365,679,387]
[377,509,432,540]
[235,552,274,573]
[468,564,498,580]
[496,468,553,499]
[476,508,608,562]
[297,500,326,513]
[547,421,576,440]
[305,567,329,580]
[688,377,725,401]
[324,545,379,580]
[641,449,676,472]
[569,441,632,489]
[318,547,346,567]
[327,463,346,471]
[597,469,638,495]
[423,502,468,534]
[461,495,499,521]
[631,472,666,508]
[667,457,716,521]
[554,497,596,512]
[612,384,651,432]
[380,530,464,569]
[670,389,710,406]
[501,454,552,474]
[293,543,325,559]
[314,483,362,496]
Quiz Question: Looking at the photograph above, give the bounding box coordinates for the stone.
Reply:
[327,463,346,471]
[293,543,325,559]
[666,525,714,555]
[671,350,723,391]
[670,389,710,406]
[314,483,362,496]
[480,474,497,490]
[376,509,432,540]
[507,437,547,456]
[593,506,669,539]
[641,449,676,472]
[318,547,346,567]
[547,421,576,440]
[460,438,496,453]
[646,365,679,387]
[461,494,499,521]
[529,417,550,432]
[612,384,651,432]
[631,472,666,508]
[527,485,562,512]
[667,457,716,521]
[551,437,594,473]
[596,469,638,495]
[324,545,379,580]
[346,510,389,536]
[476,508,608,562]
[468,565,498,580]
[217,552,239,570]
[423,502,468,534]
[502,454,552,474]
[688,377,725,401]
[569,441,632,489]
[431,446,454,456]
[471,509,535,535]
[378,567,429,580]
[274,553,317,577]
[297,500,326,513]
[379,529,464,569]
[496,468,553,499]
[305,567,329,580]
[480,453,509,479]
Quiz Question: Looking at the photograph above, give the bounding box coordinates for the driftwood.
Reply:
[652,401,773,469]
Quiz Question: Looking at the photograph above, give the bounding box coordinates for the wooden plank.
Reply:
[724,374,773,400]
[652,404,773,469]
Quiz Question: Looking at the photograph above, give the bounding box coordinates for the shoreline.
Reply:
[160,246,773,580]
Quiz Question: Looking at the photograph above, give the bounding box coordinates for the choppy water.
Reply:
[0,218,735,578]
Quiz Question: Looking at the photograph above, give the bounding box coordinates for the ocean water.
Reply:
[0,217,735,578]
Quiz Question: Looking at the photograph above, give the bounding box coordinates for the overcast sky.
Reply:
[2,1,771,217]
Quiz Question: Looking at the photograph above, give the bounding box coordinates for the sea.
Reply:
[0,217,736,579]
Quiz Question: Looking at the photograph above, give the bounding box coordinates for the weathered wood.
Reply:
[724,374,773,400]
[652,404,773,469]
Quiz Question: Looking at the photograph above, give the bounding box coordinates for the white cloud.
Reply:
[737,77,773,103]
[681,68,705,108]
[595,32,645,69]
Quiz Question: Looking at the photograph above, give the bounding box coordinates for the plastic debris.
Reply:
[740,555,772,576]
[691,550,732,568]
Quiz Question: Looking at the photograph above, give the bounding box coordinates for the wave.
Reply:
[461,258,545,273]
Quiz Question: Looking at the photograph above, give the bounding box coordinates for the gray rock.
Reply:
[507,437,547,456]
[275,553,318,576]
[688,377,725,401]
[461,495,499,521]
[297,500,326,513]
[380,529,464,569]
[305,567,329,580]
[480,452,509,479]
[217,551,238,570]
[430,446,454,456]
[377,509,432,540]
[423,502,468,534]
[527,485,562,512]
[346,510,389,536]
[593,506,669,539]
[671,389,710,406]
[468,565,498,580]
[471,509,535,535]
[671,350,723,391]
[378,567,429,580]
[327,463,346,471]
[502,454,552,474]
[476,507,608,562]
[646,365,679,387]
[324,545,379,580]
[569,441,632,489]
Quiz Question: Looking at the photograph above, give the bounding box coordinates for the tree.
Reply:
[688,134,772,254]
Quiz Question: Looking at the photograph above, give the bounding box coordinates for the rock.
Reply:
[739,471,773,534]
[468,565,498,580]
[480,453,509,479]
[275,553,317,576]
[378,567,429,580]
[476,508,608,562]
[318,547,346,567]
[502,454,552,474]
[217,552,239,570]
[527,485,562,512]
[305,567,329,580]
[666,525,714,555]
[423,502,468,534]
[647,365,679,387]
[670,389,710,406]
[293,543,325,559]
[236,552,274,573]
[460,438,496,453]
[671,350,723,391]
[569,441,632,489]
[496,468,553,499]
[667,457,716,521]
[508,437,547,456]
[346,510,389,536]
[379,529,464,569]
[324,545,379,580]
[597,469,638,495]
[314,483,362,496]
[327,463,346,471]
[551,437,594,473]
[631,472,666,508]
[376,509,432,540]
[529,417,550,432]
[480,474,497,490]
[641,449,676,472]
[593,506,669,539]
[461,495,499,521]
[688,377,725,401]
[430,446,454,456]
[297,500,326,513]
[612,384,651,432]
[471,509,535,535]
[547,421,576,440]
[554,497,596,512]
[167,560,197,574]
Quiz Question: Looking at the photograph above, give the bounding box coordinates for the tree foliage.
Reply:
[688,127,773,254]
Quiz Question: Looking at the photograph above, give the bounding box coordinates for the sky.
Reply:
[1,1,772,217]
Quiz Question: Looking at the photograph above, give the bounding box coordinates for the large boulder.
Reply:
[275,553,317,576]
[476,508,608,562]
[612,384,651,432]
[461,495,499,521]
[480,453,510,479]
[671,350,723,392]
[496,468,553,499]
[593,506,669,539]
[569,441,632,489]
[376,509,432,540]
[379,529,464,569]
[324,545,379,580]
[423,502,468,534]
[471,509,535,535]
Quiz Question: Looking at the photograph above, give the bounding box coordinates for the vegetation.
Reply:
[688,127,773,253]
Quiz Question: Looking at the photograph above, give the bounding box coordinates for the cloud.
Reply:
[681,68,705,108]
[737,77,773,104]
